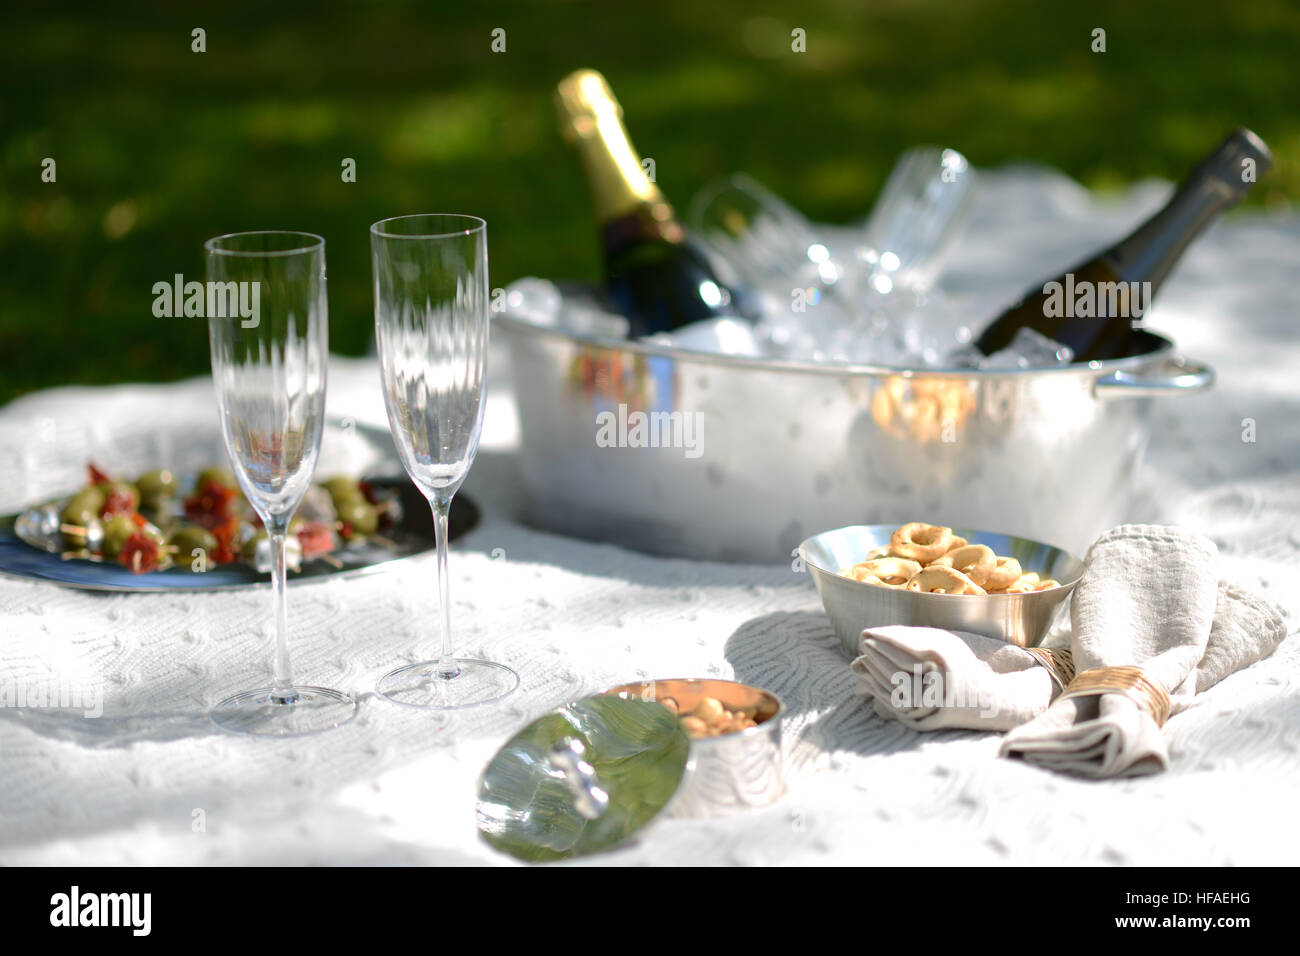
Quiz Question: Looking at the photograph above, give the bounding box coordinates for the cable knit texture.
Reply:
[1,167,1297,863]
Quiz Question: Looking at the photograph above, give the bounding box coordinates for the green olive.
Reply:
[168,525,218,560]
[195,466,237,491]
[102,515,139,559]
[321,476,363,501]
[240,530,268,562]
[136,469,178,501]
[61,487,105,525]
[137,494,171,521]
[60,489,107,547]
[337,499,378,536]
[60,488,105,548]
[332,492,368,517]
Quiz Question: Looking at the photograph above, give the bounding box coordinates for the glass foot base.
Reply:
[212,685,358,737]
[377,659,519,710]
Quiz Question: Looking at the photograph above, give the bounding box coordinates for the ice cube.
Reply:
[504,279,630,340]
[977,326,1075,369]
[559,297,631,340]
[803,285,974,367]
[502,277,562,326]
[755,288,860,362]
[644,317,765,357]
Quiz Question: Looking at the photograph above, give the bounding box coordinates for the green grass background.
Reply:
[2,0,1297,405]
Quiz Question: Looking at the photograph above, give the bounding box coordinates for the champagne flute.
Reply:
[371,214,518,709]
[858,146,974,292]
[205,230,357,736]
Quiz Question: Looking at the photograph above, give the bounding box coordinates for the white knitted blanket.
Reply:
[1,168,1297,865]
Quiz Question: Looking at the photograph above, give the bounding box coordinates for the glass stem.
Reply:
[269,525,297,702]
[431,496,460,680]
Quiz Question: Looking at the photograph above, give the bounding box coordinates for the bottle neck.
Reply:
[1103,176,1239,291]
[576,112,685,257]
[570,106,668,225]
[600,205,685,260]
[1104,128,1268,290]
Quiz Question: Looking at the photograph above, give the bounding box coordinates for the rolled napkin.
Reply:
[850,527,1287,768]
[1000,524,1286,777]
[1193,581,1288,696]
[850,626,1068,731]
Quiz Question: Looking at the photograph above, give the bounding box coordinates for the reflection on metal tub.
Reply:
[497,309,1213,563]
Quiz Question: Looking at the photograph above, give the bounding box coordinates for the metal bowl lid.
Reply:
[476,694,690,862]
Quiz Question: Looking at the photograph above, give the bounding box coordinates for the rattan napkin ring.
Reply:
[1024,646,1076,694]
[1056,665,1171,727]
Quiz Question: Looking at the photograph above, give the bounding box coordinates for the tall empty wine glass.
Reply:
[371,214,518,709]
[205,230,357,736]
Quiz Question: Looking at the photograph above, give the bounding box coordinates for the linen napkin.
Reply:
[849,525,1287,774]
[1000,524,1285,777]
[850,626,1061,731]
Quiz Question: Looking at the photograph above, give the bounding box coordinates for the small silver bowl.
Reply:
[604,678,785,818]
[799,524,1086,656]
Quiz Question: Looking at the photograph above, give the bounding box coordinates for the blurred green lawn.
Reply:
[2,0,1298,405]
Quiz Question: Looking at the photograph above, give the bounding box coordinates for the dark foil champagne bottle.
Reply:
[974,128,1271,361]
[555,69,748,338]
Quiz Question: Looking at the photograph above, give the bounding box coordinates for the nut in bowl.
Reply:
[604,678,784,817]
[664,693,760,739]
[800,523,1085,655]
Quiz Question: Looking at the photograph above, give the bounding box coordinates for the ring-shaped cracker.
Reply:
[930,543,996,586]
[890,522,953,563]
[905,565,986,595]
[984,555,1022,591]
[855,557,922,586]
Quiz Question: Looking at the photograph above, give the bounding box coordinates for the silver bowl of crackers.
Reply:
[800,521,1086,655]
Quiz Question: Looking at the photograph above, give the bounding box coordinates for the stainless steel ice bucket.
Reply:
[495,312,1213,562]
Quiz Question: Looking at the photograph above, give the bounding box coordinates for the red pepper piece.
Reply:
[101,487,138,517]
[184,478,239,529]
[118,532,160,574]
[211,516,240,564]
[297,521,336,559]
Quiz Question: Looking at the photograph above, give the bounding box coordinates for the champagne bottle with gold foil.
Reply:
[974,128,1271,361]
[556,69,749,337]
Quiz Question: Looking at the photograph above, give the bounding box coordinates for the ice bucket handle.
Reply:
[1093,354,1215,400]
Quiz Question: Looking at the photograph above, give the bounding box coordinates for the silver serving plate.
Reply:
[800,523,1085,654]
[0,419,476,592]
